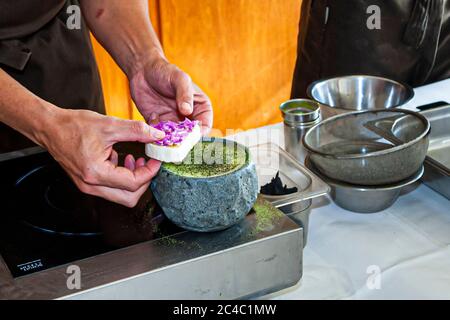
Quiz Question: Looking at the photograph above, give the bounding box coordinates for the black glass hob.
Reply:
[0,143,181,278]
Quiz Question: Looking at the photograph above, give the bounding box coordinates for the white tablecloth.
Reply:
[231,79,450,300]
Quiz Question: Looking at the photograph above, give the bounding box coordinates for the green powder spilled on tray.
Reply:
[252,197,284,233]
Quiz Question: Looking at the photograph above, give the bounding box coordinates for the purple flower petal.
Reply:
[150,118,199,146]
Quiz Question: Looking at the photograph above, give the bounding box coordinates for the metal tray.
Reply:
[420,105,450,200]
[249,143,330,210]
[1,196,303,299]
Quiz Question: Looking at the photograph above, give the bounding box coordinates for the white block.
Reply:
[145,125,201,163]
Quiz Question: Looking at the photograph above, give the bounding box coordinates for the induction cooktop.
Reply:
[0,143,181,278]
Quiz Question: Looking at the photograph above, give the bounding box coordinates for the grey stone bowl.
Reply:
[151,138,258,232]
[303,109,430,185]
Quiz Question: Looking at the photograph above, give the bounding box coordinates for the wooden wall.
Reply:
[92,0,301,134]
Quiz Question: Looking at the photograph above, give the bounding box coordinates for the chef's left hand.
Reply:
[129,54,213,134]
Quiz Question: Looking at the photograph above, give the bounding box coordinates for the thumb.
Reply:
[109,119,165,144]
[173,69,194,116]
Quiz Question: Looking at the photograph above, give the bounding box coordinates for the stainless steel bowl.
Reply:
[306,157,424,213]
[307,75,414,119]
[303,109,430,185]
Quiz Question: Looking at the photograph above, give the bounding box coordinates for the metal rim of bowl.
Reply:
[160,137,252,179]
[280,98,321,123]
[302,109,431,160]
[306,74,415,110]
[305,157,424,191]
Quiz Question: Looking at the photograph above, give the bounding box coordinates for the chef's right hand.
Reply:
[39,109,165,207]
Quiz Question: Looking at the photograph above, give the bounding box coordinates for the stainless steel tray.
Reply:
[1,196,302,300]
[250,143,330,210]
[420,105,450,200]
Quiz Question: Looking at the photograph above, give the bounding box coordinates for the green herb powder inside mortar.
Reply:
[163,141,247,177]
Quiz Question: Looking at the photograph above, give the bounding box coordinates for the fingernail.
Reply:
[154,130,165,139]
[181,102,192,114]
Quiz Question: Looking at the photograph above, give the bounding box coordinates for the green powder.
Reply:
[156,236,187,247]
[156,235,203,250]
[163,141,247,178]
[153,224,202,249]
[252,197,284,233]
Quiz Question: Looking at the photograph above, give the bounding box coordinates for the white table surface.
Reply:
[230,78,450,300]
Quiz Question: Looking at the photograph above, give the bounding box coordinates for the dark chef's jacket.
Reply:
[0,0,104,152]
[291,0,450,98]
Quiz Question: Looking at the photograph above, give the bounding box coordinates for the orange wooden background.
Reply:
[91,0,301,135]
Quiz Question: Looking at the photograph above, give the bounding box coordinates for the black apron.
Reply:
[0,0,104,153]
[291,0,449,98]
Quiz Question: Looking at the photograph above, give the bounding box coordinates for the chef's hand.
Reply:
[40,109,164,207]
[129,55,213,134]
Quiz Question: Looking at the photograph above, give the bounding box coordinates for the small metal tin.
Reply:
[280,99,321,163]
[280,99,321,125]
